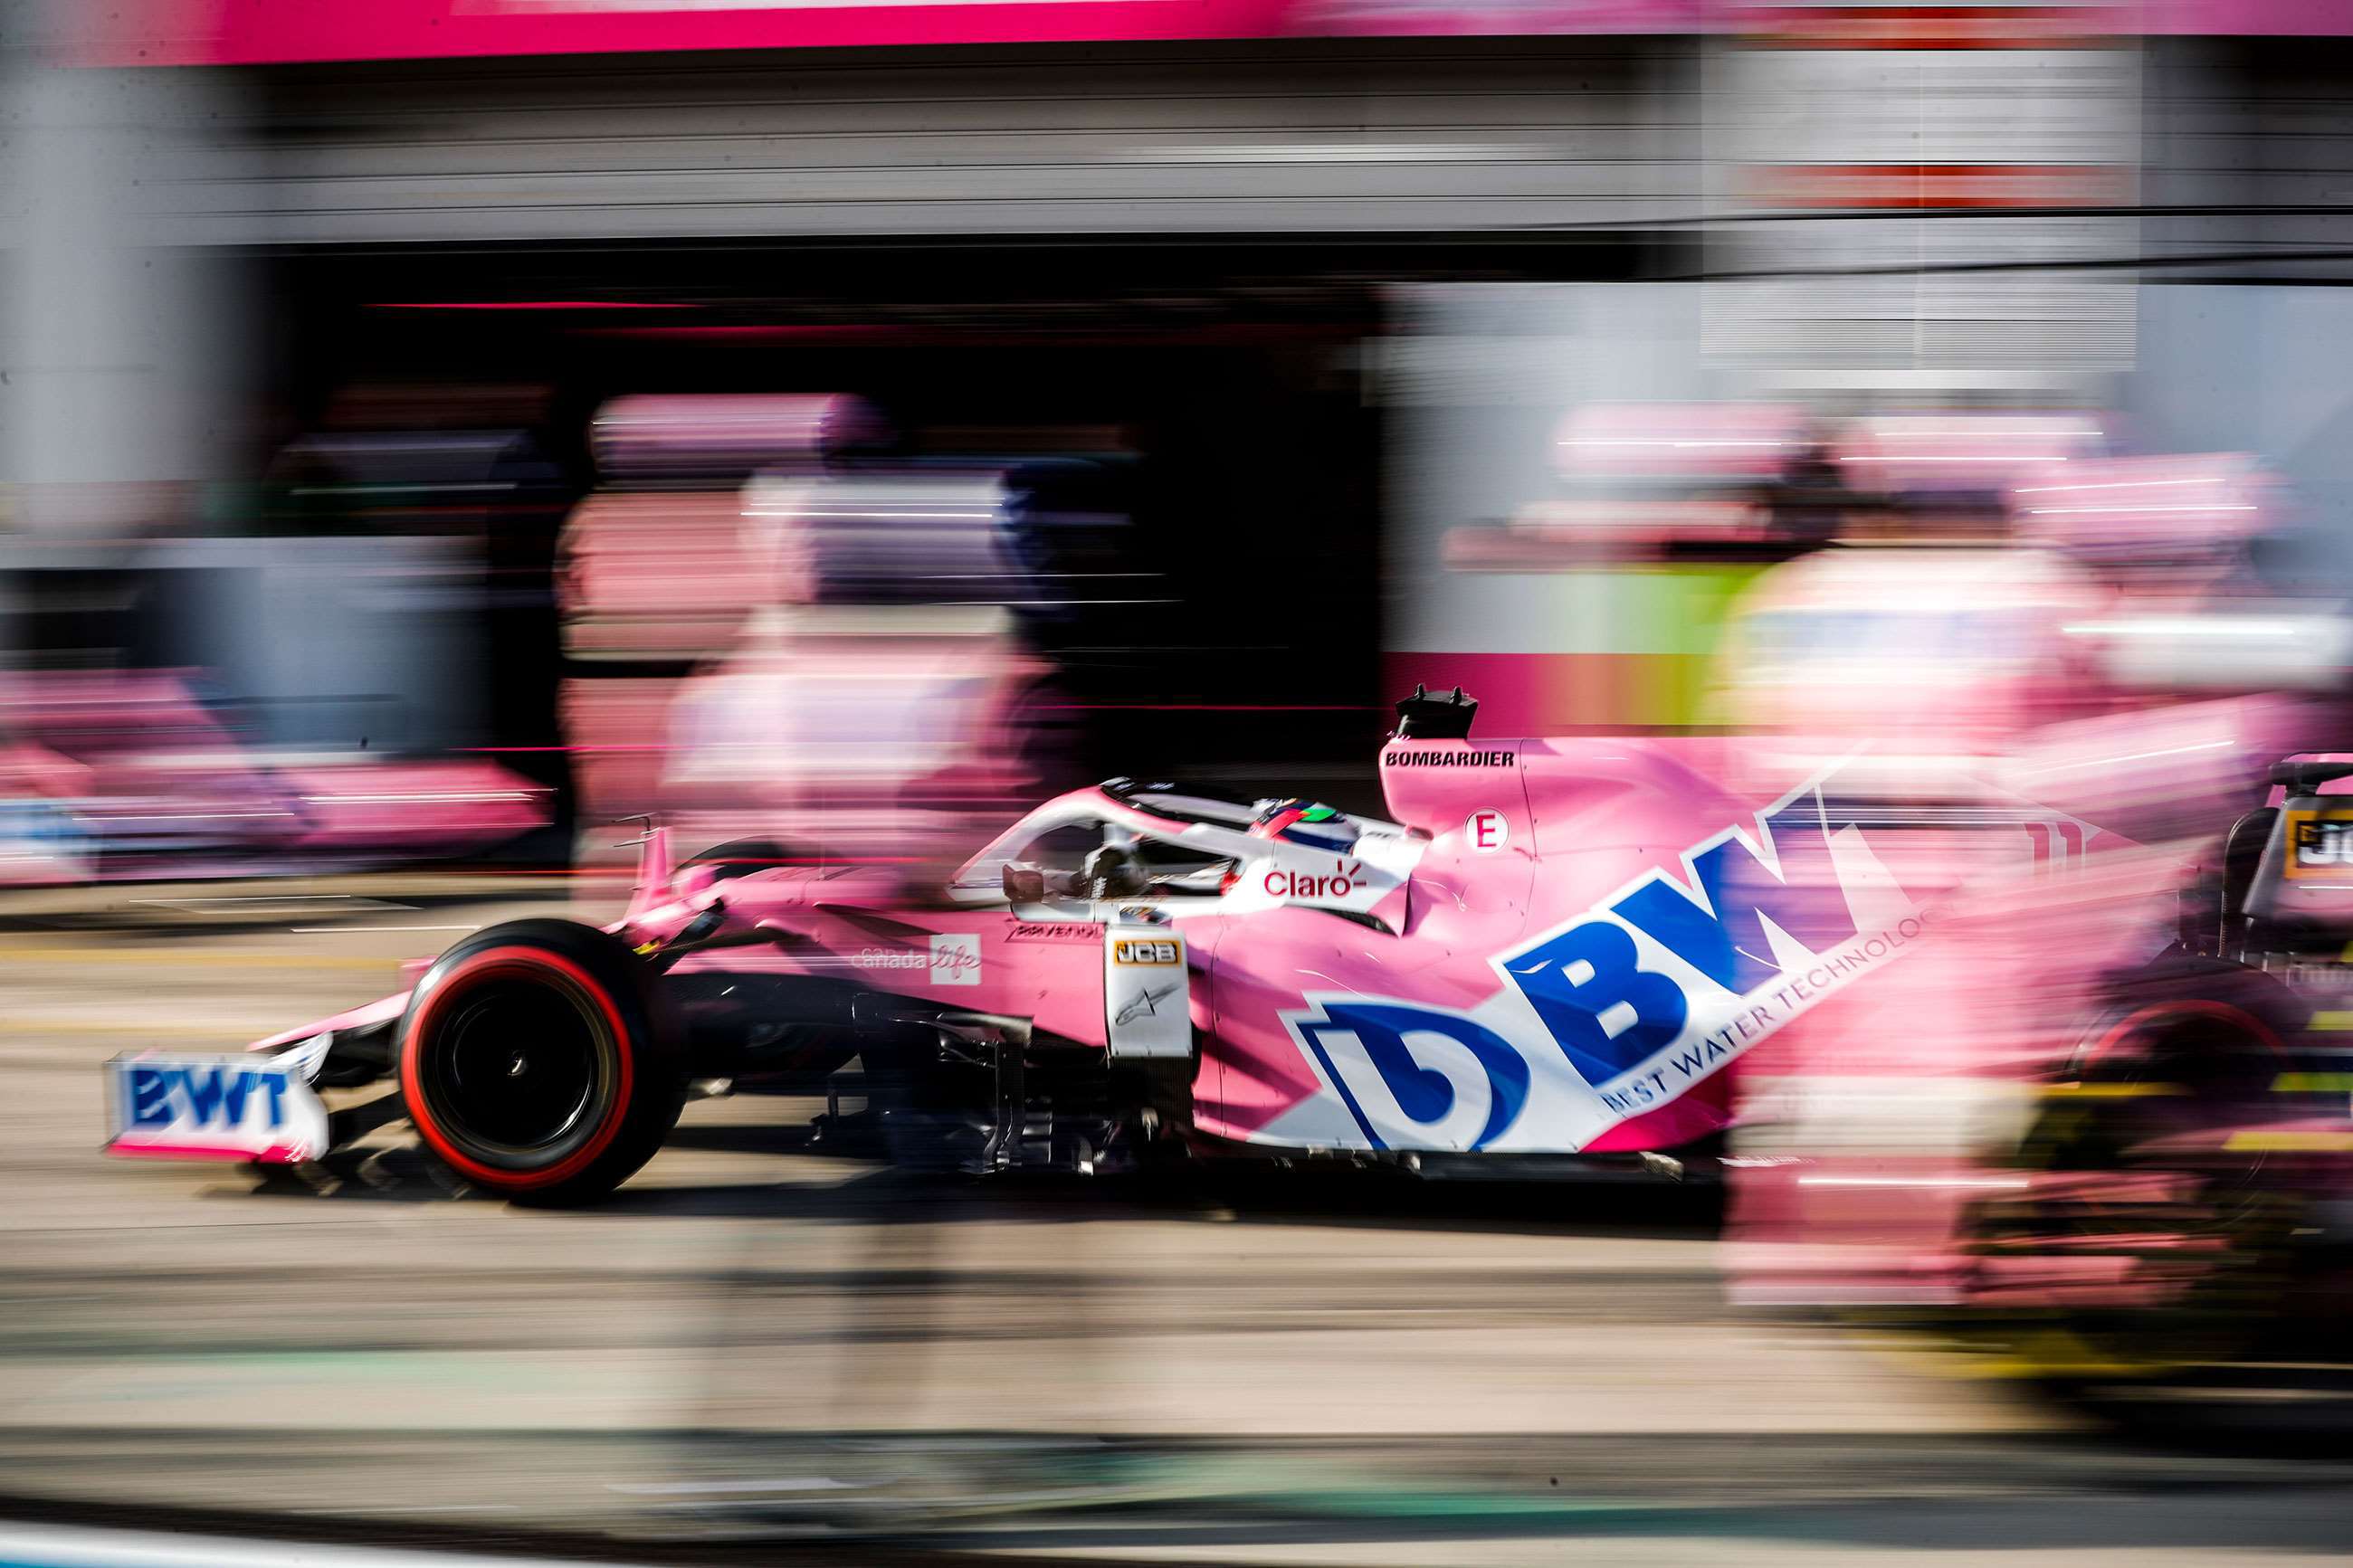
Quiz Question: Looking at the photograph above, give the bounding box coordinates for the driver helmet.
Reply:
[1079,840,1148,901]
[1250,799,1360,855]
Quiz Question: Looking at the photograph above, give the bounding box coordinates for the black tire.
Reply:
[1955,975,2301,1383]
[395,918,683,1203]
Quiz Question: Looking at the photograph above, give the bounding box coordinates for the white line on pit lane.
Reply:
[0,1521,631,1568]
[606,1478,861,1494]
[290,1506,521,1517]
[135,898,419,915]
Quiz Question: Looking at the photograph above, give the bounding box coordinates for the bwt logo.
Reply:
[126,1065,291,1129]
[1282,776,1907,1153]
[1293,1000,1529,1152]
[1500,787,1866,1087]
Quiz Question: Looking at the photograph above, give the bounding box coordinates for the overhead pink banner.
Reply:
[71,0,2353,68]
[80,0,1292,67]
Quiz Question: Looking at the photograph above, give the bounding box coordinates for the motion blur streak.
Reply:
[10,1,2353,1565]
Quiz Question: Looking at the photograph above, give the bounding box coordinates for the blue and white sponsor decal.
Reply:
[104,1052,329,1163]
[0,797,91,879]
[1272,769,1928,1153]
[1291,1000,1531,1153]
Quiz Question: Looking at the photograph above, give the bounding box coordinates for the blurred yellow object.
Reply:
[2272,1073,2353,1092]
[2039,1082,2185,1098]
[2224,1130,2353,1153]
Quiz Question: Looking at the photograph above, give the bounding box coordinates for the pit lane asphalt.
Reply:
[5,879,2353,1565]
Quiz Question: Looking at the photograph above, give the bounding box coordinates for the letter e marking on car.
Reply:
[1467,810,1509,854]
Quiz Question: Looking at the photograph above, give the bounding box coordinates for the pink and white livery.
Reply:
[105,686,1936,1201]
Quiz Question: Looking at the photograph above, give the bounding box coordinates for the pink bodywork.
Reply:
[1722,706,2351,1310]
[241,698,2353,1260]
[254,733,1971,1161]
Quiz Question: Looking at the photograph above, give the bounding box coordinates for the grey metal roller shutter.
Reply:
[172,40,1700,245]
[2141,38,2353,280]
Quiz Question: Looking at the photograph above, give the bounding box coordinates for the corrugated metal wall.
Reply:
[171,41,1698,245]
[141,36,2353,270]
[2141,37,2353,281]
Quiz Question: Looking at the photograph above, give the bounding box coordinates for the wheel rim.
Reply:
[416,966,618,1170]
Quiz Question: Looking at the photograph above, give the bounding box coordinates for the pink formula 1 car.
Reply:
[106,687,1944,1202]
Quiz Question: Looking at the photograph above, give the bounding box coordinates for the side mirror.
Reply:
[1002,861,1046,904]
[2272,758,2353,794]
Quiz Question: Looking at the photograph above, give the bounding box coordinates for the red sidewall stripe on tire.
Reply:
[2082,999,2286,1072]
[400,946,636,1191]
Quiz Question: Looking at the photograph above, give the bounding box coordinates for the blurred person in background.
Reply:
[659,466,1058,892]
[1720,418,2353,1390]
[563,394,1076,890]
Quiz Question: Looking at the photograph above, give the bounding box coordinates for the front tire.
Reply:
[396,919,682,1203]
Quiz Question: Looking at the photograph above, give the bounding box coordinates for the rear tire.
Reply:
[1955,991,2297,1383]
[396,919,683,1203]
